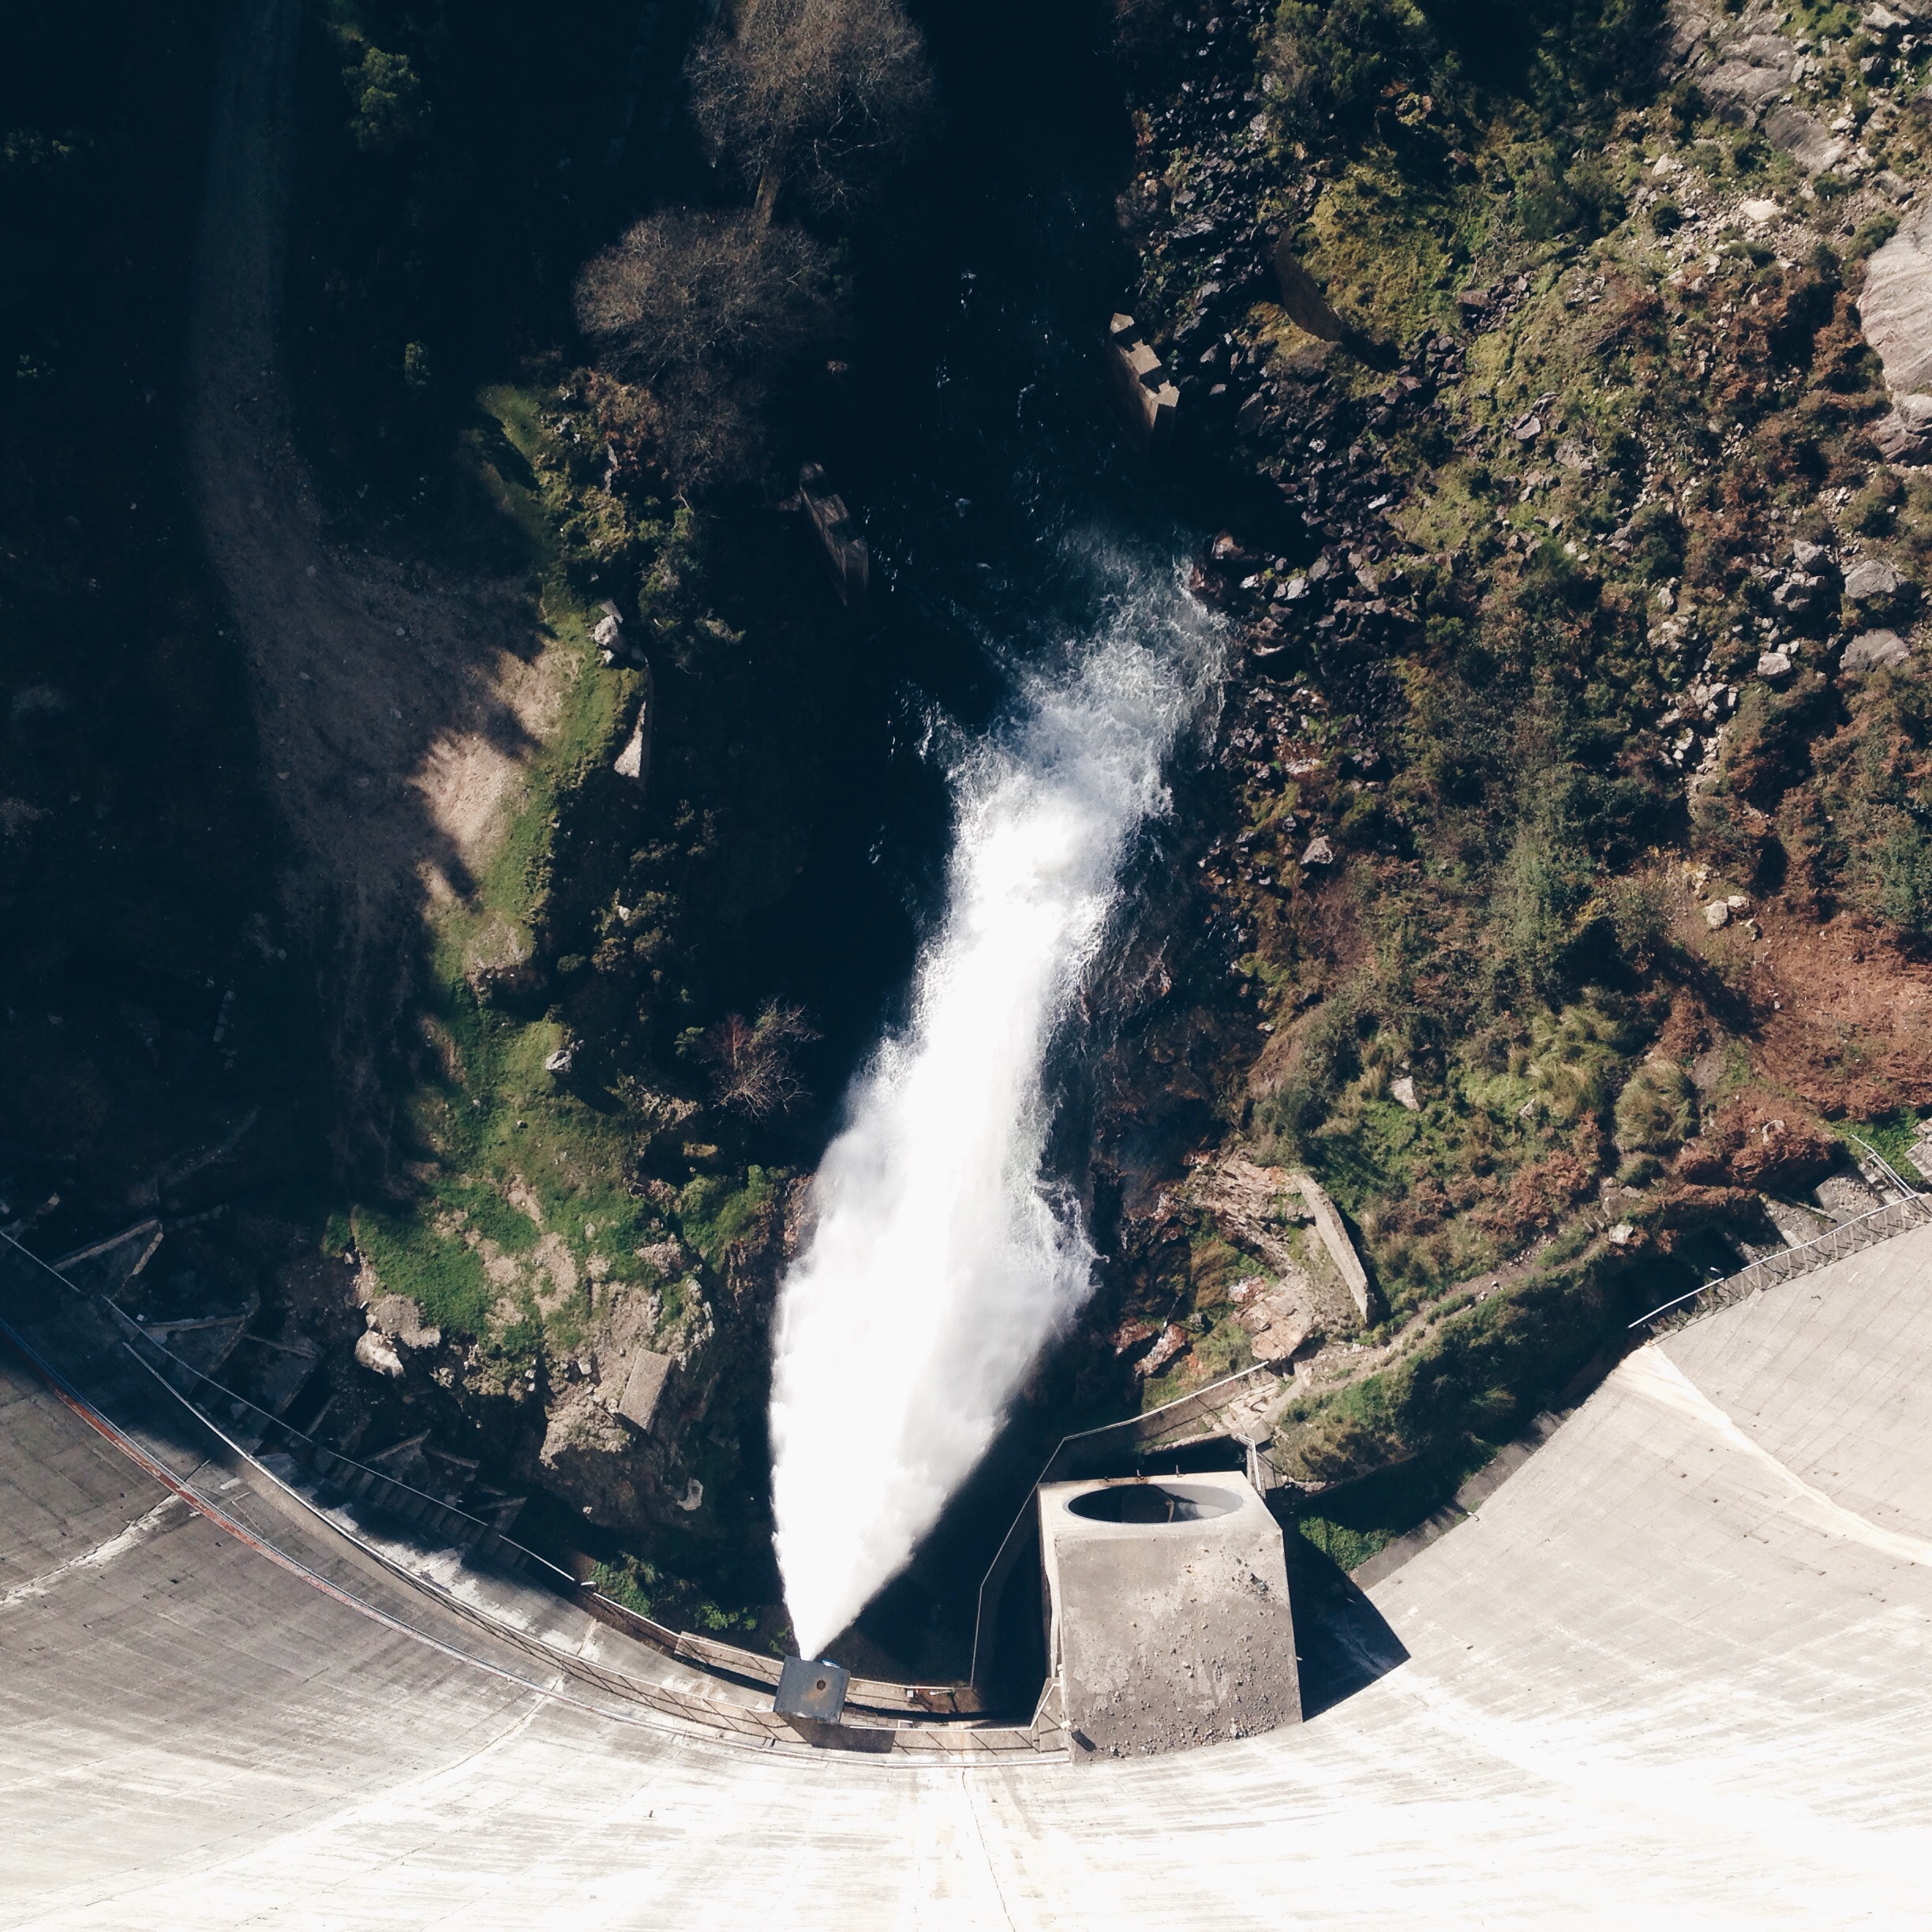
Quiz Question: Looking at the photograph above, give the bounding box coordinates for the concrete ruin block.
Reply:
[615,1348,675,1435]
[1039,1473,1300,1758]
[1293,1172,1373,1320]
[1103,315,1179,450]
[796,463,870,608]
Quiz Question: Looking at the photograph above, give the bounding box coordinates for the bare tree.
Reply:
[575,208,835,380]
[688,0,935,220]
[700,1002,818,1119]
[574,210,837,481]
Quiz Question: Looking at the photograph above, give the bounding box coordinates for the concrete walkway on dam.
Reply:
[6,1227,1932,1928]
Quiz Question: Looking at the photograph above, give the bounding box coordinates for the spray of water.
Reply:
[769,553,1219,1658]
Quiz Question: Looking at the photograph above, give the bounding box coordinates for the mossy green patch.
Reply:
[350,1204,490,1334]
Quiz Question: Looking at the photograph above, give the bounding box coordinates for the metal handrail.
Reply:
[1627,1193,1932,1335]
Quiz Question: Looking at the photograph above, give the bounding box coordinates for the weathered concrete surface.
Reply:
[8,1223,1932,1925]
[1039,1475,1297,1758]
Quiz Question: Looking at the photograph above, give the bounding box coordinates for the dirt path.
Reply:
[186,0,564,1168]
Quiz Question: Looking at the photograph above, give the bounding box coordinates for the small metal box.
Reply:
[774,1655,849,1721]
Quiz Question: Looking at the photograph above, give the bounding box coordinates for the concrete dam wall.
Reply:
[6,1223,1932,1926]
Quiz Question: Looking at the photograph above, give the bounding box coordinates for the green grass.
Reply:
[350,1204,490,1333]
[1840,1109,1926,1178]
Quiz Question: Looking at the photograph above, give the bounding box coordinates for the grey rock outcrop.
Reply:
[1698,33,1799,121]
[1859,201,1932,397]
[1843,627,1911,672]
[1844,559,1905,604]
[1763,103,1847,174]
[612,672,653,784]
[1872,393,1932,462]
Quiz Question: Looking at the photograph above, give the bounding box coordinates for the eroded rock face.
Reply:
[1859,201,1932,395]
[1762,103,1846,174]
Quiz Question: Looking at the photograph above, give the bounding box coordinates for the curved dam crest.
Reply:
[7,1211,1932,1923]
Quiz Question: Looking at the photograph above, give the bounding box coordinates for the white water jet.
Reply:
[769,555,1219,1658]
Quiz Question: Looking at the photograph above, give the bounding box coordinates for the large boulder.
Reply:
[1844,558,1905,604]
[1871,391,1932,463]
[1859,201,1932,395]
[1844,627,1911,672]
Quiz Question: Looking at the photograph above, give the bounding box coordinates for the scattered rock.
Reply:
[1843,558,1904,604]
[1756,649,1793,680]
[1390,1074,1420,1111]
[1512,414,1543,442]
[1301,834,1336,867]
[1843,627,1910,672]
[367,1294,440,1351]
[1704,898,1732,929]
[1737,197,1781,225]
[354,1328,405,1379]
[1140,1322,1190,1376]
[545,1042,576,1075]
[1607,1221,1637,1246]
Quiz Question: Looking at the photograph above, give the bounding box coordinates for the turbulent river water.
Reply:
[770,550,1222,1657]
[737,0,1257,1661]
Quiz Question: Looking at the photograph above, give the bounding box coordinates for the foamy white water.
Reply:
[769,556,1218,1657]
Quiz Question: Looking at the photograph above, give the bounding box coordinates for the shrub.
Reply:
[574,211,837,481]
[1848,209,1900,261]
[1266,0,1436,134]
[342,47,425,155]
[1613,1061,1697,1152]
[1608,873,1671,969]
[1874,819,1932,938]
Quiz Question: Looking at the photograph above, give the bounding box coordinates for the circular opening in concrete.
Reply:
[1066,1481,1241,1525]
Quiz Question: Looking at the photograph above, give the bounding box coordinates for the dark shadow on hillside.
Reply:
[1282,1529,1410,1720]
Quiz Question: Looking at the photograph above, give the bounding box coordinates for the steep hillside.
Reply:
[13,0,1932,1661]
[1071,0,1932,1561]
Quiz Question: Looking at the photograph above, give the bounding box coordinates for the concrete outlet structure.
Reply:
[1038,1474,1297,1758]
